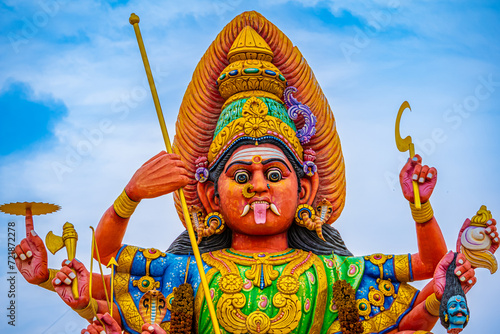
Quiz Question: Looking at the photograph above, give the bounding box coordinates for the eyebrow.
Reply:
[225,160,253,173]
[262,158,291,172]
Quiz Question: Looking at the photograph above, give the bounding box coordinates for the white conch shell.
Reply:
[460,226,497,274]
[461,226,491,250]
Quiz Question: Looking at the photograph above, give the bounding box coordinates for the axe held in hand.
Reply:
[46,222,79,299]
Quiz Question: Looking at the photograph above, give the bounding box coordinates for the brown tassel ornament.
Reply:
[332,280,364,334]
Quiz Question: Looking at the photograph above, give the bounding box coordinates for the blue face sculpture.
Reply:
[446,295,469,329]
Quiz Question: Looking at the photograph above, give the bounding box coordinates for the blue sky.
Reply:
[1,1,499,333]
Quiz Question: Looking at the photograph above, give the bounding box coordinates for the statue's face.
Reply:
[446,295,468,326]
[216,143,299,236]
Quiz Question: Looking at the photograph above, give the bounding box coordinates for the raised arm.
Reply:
[399,155,447,280]
[95,151,190,263]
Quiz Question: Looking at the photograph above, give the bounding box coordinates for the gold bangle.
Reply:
[410,201,434,223]
[113,190,139,218]
[425,292,441,317]
[73,297,98,320]
[38,268,58,292]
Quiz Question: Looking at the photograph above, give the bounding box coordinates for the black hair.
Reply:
[439,253,469,329]
[167,138,352,256]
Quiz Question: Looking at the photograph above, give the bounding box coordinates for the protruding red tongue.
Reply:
[253,203,267,225]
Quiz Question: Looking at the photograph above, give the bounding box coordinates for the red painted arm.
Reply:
[399,155,447,280]
[410,216,447,280]
[95,152,190,264]
[95,207,130,263]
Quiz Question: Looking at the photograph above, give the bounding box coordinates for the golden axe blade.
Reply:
[46,222,79,299]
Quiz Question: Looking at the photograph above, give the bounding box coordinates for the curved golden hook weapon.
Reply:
[395,101,421,209]
[129,13,221,333]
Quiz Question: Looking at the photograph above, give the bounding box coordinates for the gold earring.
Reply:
[197,211,225,244]
[444,314,448,322]
[295,204,325,241]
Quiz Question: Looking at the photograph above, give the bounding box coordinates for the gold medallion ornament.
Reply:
[198,249,327,334]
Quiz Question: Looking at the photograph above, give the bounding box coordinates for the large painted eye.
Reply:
[267,169,282,182]
[234,170,250,184]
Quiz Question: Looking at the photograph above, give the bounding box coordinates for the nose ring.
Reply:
[242,183,256,198]
[267,184,270,189]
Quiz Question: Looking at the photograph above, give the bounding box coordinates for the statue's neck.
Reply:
[231,231,288,253]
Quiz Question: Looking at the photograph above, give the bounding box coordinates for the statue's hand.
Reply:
[399,154,437,203]
[80,313,122,334]
[433,251,476,300]
[12,213,49,285]
[81,322,105,334]
[141,323,167,334]
[53,259,90,310]
[484,219,499,253]
[125,151,191,201]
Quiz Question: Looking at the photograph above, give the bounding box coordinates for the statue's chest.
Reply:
[197,249,328,334]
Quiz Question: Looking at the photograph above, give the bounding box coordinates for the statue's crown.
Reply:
[216,26,287,103]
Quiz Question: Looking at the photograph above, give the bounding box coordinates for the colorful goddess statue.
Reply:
[12,11,498,334]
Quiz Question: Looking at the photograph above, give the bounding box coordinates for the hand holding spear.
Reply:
[128,13,221,334]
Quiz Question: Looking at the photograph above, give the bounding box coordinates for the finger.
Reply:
[14,244,27,261]
[141,323,155,333]
[436,251,455,274]
[85,323,102,334]
[151,324,166,334]
[458,267,475,283]
[60,266,77,280]
[55,270,73,285]
[485,225,497,234]
[141,323,152,331]
[412,164,422,182]
[418,165,429,183]
[100,312,114,326]
[411,154,422,165]
[19,239,33,259]
[463,276,477,294]
[61,259,72,268]
[455,254,471,276]
[178,166,192,176]
[142,151,167,166]
[400,155,419,178]
[426,167,437,180]
[71,258,88,275]
[27,229,45,252]
[25,207,34,237]
[178,175,191,186]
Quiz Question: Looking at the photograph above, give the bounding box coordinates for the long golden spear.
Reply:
[128,13,221,333]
